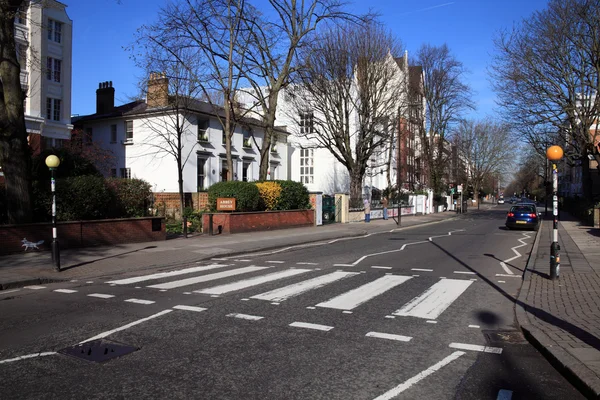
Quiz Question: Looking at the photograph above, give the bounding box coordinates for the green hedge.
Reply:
[207,181,261,212]
[272,180,310,210]
[105,178,152,217]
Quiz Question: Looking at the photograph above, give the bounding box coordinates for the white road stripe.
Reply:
[107,264,230,285]
[79,309,173,344]
[0,352,57,365]
[297,262,318,265]
[468,325,480,328]
[426,320,438,324]
[500,262,514,275]
[333,263,354,267]
[195,269,311,295]
[211,258,229,261]
[87,293,115,299]
[289,322,333,331]
[24,285,45,290]
[393,279,473,319]
[173,305,207,312]
[453,271,476,275]
[411,268,433,272]
[125,298,155,305]
[449,342,503,354]
[266,261,285,264]
[497,389,513,400]
[148,266,268,290]
[54,289,77,294]
[234,259,251,262]
[366,332,412,342]
[1,289,21,295]
[373,351,465,399]
[316,275,412,310]
[251,271,357,302]
[227,313,263,321]
[495,274,521,278]
[372,266,392,270]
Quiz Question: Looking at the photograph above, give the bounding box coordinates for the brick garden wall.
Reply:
[0,217,165,255]
[202,210,315,235]
[153,192,209,217]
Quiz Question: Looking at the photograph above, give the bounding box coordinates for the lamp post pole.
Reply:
[45,155,61,271]
[546,145,563,280]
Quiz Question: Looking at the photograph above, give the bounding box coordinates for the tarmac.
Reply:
[1,206,600,398]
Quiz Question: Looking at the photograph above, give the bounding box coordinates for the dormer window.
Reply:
[198,118,209,142]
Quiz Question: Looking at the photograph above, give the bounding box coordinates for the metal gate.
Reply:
[322,195,336,224]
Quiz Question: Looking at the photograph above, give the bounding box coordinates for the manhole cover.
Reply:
[58,339,138,363]
[483,330,527,344]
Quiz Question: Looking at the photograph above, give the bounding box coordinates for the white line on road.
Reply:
[500,262,513,275]
[251,271,357,302]
[468,325,480,328]
[211,258,229,261]
[79,309,173,344]
[426,320,438,324]
[393,279,473,320]
[333,264,354,267]
[54,289,77,294]
[372,266,393,270]
[1,289,21,295]
[495,274,521,278]
[449,342,503,354]
[173,305,207,312]
[289,322,334,331]
[498,281,506,283]
[124,298,155,305]
[148,266,268,290]
[266,261,285,264]
[227,313,263,321]
[0,352,57,365]
[196,269,311,295]
[24,285,45,290]
[385,315,395,319]
[411,268,433,272]
[297,262,319,265]
[497,389,513,400]
[366,332,412,342]
[373,351,465,399]
[87,293,115,299]
[107,264,231,285]
[453,271,476,275]
[234,259,251,262]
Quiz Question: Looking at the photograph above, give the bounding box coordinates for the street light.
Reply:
[546,145,563,280]
[45,155,61,271]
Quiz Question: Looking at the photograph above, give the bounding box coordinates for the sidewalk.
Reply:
[0,210,458,290]
[517,212,600,399]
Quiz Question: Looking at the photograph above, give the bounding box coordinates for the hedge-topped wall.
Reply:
[207,180,309,212]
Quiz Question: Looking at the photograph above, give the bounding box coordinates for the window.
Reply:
[222,130,227,145]
[46,98,61,121]
[120,168,131,179]
[242,162,250,182]
[300,111,314,135]
[197,157,206,190]
[221,160,229,182]
[271,136,278,153]
[198,118,209,142]
[46,57,61,82]
[47,19,62,43]
[110,168,117,178]
[15,2,27,25]
[85,128,92,145]
[299,148,314,184]
[110,124,117,143]
[125,120,133,141]
[242,128,252,148]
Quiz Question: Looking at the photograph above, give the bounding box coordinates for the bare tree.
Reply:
[287,22,405,205]
[491,0,600,200]
[451,119,513,206]
[412,43,474,194]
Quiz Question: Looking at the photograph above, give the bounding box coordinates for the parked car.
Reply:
[506,205,540,230]
[498,197,505,204]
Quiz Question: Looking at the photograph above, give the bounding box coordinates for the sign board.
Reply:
[457,185,463,193]
[217,197,236,211]
[315,194,323,226]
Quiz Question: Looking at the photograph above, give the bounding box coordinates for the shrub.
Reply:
[273,180,310,210]
[207,181,260,212]
[55,176,114,221]
[256,181,282,211]
[105,178,152,217]
[0,184,6,224]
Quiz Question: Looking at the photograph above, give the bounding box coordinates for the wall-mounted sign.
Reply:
[217,198,236,211]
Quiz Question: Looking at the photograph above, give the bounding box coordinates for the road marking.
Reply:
[266,261,285,264]
[333,264,354,267]
[148,266,268,289]
[0,352,57,365]
[251,271,357,302]
[500,262,513,275]
[289,322,333,332]
[234,259,251,262]
[183,292,192,295]
[366,332,412,342]
[372,266,392,269]
[373,351,465,399]
[24,285,46,290]
[316,275,412,310]
[270,302,280,305]
[449,342,503,354]
[498,281,506,283]
[499,232,533,275]
[497,389,513,400]
[393,279,473,320]
[412,274,420,277]
[87,293,115,299]
[173,305,207,312]
[1,289,21,295]
[306,306,316,309]
[196,269,311,295]
[468,325,480,328]
[343,311,353,314]
[495,274,521,278]
[385,315,396,319]
[70,280,78,282]
[79,309,173,344]
[107,264,231,285]
[241,298,250,301]
[426,320,438,324]
[124,298,155,305]
[297,262,318,265]
[227,313,263,321]
[453,271,476,275]
[54,289,77,294]
[135,287,141,289]
[86,281,94,284]
[211,258,229,261]
[412,268,433,272]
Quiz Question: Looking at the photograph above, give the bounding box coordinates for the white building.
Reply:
[16,0,73,151]
[73,76,289,193]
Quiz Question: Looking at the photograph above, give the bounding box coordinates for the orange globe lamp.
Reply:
[546,145,563,161]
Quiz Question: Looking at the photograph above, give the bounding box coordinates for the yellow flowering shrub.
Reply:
[255,181,282,211]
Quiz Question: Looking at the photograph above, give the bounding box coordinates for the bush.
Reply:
[207,181,260,212]
[105,178,152,218]
[0,184,6,224]
[55,176,114,221]
[256,181,282,211]
[273,180,310,210]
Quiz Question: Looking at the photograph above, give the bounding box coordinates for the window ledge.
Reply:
[122,139,134,146]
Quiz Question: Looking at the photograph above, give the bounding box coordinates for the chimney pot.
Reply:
[96,80,115,114]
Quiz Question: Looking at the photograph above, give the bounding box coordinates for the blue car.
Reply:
[506,205,540,230]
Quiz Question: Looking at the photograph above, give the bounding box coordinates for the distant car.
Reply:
[509,197,518,204]
[498,197,505,204]
[506,205,540,230]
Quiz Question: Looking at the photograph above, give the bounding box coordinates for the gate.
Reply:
[322,195,336,224]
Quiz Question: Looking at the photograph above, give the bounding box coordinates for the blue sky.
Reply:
[67,0,549,118]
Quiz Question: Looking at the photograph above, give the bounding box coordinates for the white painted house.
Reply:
[73,76,289,193]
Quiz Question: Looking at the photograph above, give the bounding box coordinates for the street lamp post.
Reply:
[45,155,61,271]
[546,145,563,280]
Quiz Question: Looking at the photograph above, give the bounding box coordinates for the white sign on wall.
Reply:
[316,194,323,226]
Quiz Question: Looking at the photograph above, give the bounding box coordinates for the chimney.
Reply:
[147,72,169,108]
[96,81,115,114]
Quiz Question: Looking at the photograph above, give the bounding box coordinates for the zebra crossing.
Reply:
[100,263,476,321]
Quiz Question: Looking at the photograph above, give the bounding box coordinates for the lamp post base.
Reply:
[550,241,560,280]
[52,239,61,271]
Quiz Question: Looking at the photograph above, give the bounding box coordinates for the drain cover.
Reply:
[58,339,138,363]
[483,330,527,345]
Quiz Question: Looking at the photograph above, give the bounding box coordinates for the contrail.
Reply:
[400,2,455,16]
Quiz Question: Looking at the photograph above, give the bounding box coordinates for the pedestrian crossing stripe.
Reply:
[251,271,358,302]
[107,264,231,285]
[393,279,473,319]
[195,269,311,295]
[147,266,268,290]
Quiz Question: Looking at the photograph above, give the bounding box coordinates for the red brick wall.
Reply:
[202,210,315,235]
[0,217,165,255]
[153,192,209,216]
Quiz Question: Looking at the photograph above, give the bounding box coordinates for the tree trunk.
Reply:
[177,156,187,238]
[349,169,363,208]
[259,124,273,180]
[0,1,33,224]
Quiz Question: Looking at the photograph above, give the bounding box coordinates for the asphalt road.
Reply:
[0,206,586,399]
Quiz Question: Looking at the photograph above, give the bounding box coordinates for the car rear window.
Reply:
[511,206,535,213]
